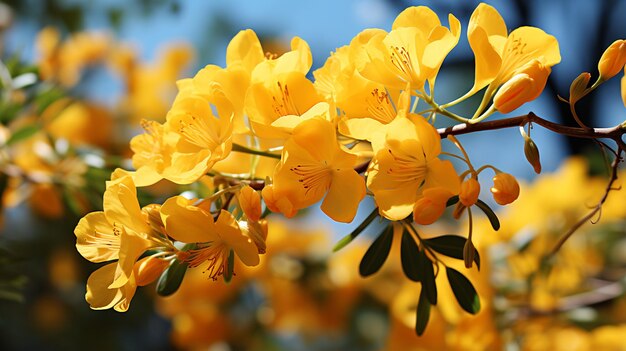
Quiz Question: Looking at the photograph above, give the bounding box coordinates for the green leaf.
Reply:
[446,195,459,207]
[475,199,500,231]
[446,267,481,314]
[359,225,393,277]
[415,287,431,336]
[400,229,421,281]
[156,258,188,296]
[418,250,437,305]
[334,207,379,252]
[223,249,235,283]
[424,235,480,270]
[6,125,39,146]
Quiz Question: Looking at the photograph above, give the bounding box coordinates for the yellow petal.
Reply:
[109,230,152,289]
[75,212,119,263]
[160,195,217,243]
[621,67,626,107]
[103,175,150,235]
[86,263,124,310]
[321,169,366,223]
[424,158,460,194]
[467,3,507,92]
[226,29,264,73]
[392,6,441,31]
[291,117,337,162]
[338,117,387,141]
[214,210,260,266]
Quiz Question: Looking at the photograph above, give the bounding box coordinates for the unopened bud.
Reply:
[569,72,591,104]
[135,256,170,287]
[463,239,476,269]
[598,39,626,81]
[490,173,520,205]
[413,187,451,225]
[524,137,542,174]
[238,185,262,222]
[459,178,480,207]
[494,59,551,113]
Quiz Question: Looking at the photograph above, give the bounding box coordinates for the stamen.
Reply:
[366,88,395,123]
[386,149,427,184]
[272,81,300,117]
[179,242,230,281]
[290,163,332,196]
[178,113,221,149]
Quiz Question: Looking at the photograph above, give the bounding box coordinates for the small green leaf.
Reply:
[400,229,420,281]
[334,207,379,252]
[446,267,481,314]
[223,249,235,283]
[475,199,500,231]
[424,235,480,270]
[415,287,431,336]
[359,225,393,277]
[446,195,459,207]
[6,125,39,146]
[156,258,188,296]
[418,250,437,305]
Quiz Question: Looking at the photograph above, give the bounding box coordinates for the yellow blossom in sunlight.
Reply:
[598,39,626,81]
[36,27,110,86]
[160,196,260,280]
[267,118,365,222]
[238,185,261,222]
[129,119,178,186]
[43,100,113,148]
[367,116,459,220]
[413,186,455,225]
[74,175,163,311]
[490,172,520,205]
[494,59,551,113]
[111,43,194,123]
[356,6,461,91]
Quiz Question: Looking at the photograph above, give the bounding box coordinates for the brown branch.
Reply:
[437,112,625,145]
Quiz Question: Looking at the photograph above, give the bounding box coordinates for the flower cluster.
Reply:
[73,2,626,337]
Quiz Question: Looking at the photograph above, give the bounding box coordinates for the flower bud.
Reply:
[413,187,452,225]
[261,184,297,218]
[459,178,480,207]
[523,137,542,174]
[598,39,626,81]
[134,256,170,287]
[490,173,520,205]
[494,59,551,113]
[238,185,262,222]
[569,72,591,104]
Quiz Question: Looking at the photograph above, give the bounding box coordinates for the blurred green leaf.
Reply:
[415,287,431,336]
[424,235,480,270]
[6,125,39,145]
[156,258,188,296]
[359,225,393,277]
[446,267,481,314]
[418,250,437,305]
[334,207,378,252]
[400,229,420,281]
[475,199,500,231]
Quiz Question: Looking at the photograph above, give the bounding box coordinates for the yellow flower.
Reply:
[269,118,366,222]
[161,95,234,185]
[75,175,164,310]
[464,4,560,114]
[160,196,260,280]
[367,116,459,220]
[356,6,461,91]
[622,66,626,107]
[598,39,626,81]
[490,172,520,205]
[459,177,480,207]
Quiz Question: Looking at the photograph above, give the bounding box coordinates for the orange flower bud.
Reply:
[413,187,452,225]
[490,173,520,205]
[238,185,262,222]
[459,178,480,207]
[494,59,551,113]
[598,39,626,81]
[134,256,170,287]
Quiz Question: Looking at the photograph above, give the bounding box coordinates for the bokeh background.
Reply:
[1,0,626,350]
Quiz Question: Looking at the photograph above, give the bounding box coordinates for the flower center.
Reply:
[389,45,418,83]
[290,163,332,196]
[367,88,395,123]
[179,242,229,281]
[386,149,427,185]
[272,81,300,117]
[178,113,221,149]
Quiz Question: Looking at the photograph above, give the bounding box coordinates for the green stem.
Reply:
[232,143,281,159]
